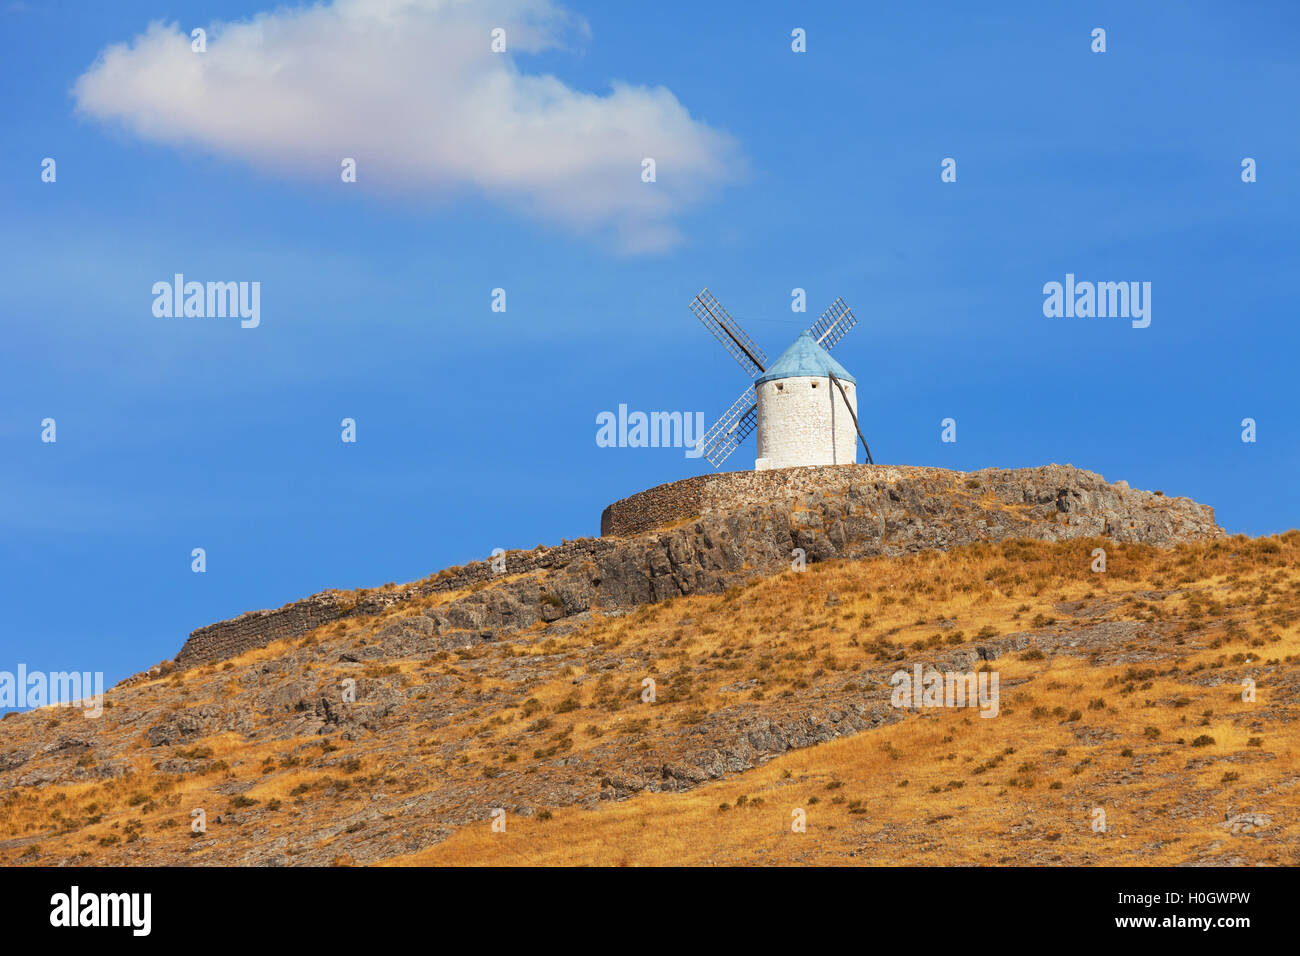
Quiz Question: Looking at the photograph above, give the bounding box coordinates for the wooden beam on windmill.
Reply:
[695,386,758,468]
[809,296,858,351]
[690,288,768,378]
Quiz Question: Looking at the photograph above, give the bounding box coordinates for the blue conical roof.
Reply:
[754,331,856,386]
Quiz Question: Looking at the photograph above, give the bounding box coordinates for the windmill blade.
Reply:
[695,386,758,468]
[690,288,768,379]
[810,297,857,351]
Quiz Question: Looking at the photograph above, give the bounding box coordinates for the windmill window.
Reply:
[811,381,818,389]
[776,383,784,391]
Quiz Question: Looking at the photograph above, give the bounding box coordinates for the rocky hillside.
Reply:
[169,464,1221,670]
[5,464,1294,867]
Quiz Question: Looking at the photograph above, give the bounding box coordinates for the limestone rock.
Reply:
[168,464,1222,670]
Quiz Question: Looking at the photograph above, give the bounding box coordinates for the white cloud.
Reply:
[72,0,740,252]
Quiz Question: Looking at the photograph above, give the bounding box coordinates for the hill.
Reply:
[2,464,1295,866]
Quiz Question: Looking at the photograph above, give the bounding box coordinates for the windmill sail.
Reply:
[690,288,768,379]
[695,386,758,468]
[809,297,857,351]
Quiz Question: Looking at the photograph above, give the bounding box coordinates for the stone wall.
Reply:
[598,474,717,537]
[601,462,1203,538]
[174,598,349,669]
[602,463,919,537]
[173,536,620,669]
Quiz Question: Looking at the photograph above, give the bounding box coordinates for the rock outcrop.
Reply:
[170,463,1222,671]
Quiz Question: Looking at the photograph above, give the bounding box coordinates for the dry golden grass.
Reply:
[391,639,1298,866]
[388,533,1300,865]
[4,532,1299,865]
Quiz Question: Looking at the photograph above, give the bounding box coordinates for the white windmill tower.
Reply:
[689,288,874,471]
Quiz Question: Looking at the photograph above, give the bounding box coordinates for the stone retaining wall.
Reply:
[173,536,620,669]
[602,464,920,536]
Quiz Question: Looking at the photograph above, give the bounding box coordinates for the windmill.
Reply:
[689,288,874,470]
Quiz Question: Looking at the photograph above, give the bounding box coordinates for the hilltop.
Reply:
[170,463,1219,670]
[2,464,1296,866]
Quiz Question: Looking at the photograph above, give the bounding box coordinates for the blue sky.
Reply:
[2,0,1297,692]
